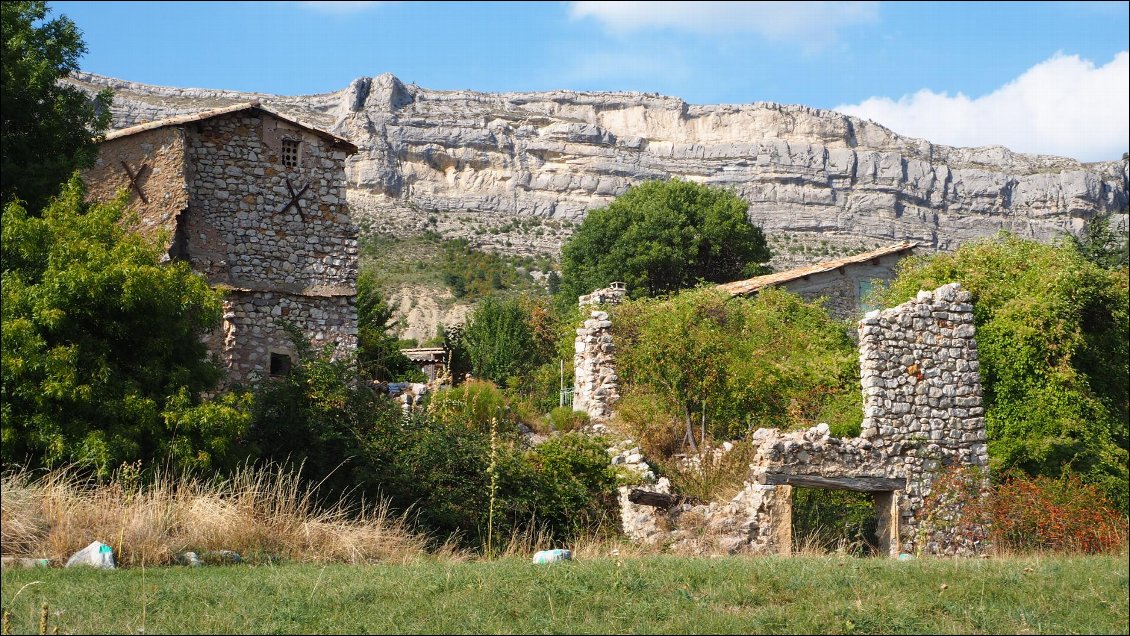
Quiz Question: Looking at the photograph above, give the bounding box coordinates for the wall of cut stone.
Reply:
[83,127,190,248]
[184,111,357,294]
[615,282,989,557]
[202,290,357,384]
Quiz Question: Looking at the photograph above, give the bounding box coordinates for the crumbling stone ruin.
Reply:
[582,282,989,557]
[83,101,360,386]
[572,283,627,421]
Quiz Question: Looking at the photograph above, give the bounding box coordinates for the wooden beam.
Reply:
[757,473,905,492]
[627,489,703,509]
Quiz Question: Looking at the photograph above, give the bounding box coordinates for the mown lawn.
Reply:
[2,553,1127,634]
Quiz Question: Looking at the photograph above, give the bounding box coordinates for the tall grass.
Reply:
[0,463,429,567]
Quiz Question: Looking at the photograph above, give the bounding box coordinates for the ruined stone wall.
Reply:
[184,111,357,293]
[616,282,988,557]
[573,308,619,421]
[202,290,357,383]
[83,127,190,247]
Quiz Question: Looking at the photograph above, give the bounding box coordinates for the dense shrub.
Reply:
[462,297,536,386]
[1,180,242,475]
[882,233,1129,510]
[614,287,860,454]
[921,466,1128,554]
[559,179,771,301]
[983,472,1128,554]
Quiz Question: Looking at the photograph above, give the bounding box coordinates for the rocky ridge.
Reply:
[69,70,1127,272]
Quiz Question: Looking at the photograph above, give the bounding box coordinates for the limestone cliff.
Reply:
[69,71,1128,269]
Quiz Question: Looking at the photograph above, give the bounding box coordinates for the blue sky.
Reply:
[50,1,1129,161]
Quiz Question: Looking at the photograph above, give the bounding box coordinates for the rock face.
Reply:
[67,71,1128,266]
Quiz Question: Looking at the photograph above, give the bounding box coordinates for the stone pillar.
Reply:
[573,284,626,421]
[573,309,619,421]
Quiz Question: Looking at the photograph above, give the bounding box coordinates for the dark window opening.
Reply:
[169,209,189,261]
[281,139,300,168]
[270,352,293,377]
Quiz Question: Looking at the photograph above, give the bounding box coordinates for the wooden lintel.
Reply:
[757,473,905,492]
[628,489,703,509]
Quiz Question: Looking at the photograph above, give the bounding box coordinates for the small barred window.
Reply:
[281,139,300,168]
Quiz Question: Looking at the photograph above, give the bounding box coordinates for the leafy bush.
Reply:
[356,271,421,382]
[614,287,860,454]
[881,233,1129,510]
[546,406,589,433]
[559,179,772,301]
[248,322,405,504]
[462,297,536,386]
[983,472,1128,554]
[1,180,234,475]
[921,466,1128,554]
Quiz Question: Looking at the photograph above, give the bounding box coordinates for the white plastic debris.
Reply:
[532,549,572,564]
[65,541,116,569]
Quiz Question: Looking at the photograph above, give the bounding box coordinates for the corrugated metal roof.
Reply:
[101,101,358,153]
[718,241,918,296]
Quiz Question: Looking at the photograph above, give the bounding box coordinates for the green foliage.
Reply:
[523,433,619,536]
[426,379,513,433]
[1,180,234,475]
[614,287,860,454]
[355,271,420,382]
[882,233,1129,510]
[559,179,771,301]
[1067,210,1129,270]
[440,238,550,300]
[462,297,536,386]
[247,322,404,503]
[546,406,590,433]
[1,1,112,211]
[791,488,879,556]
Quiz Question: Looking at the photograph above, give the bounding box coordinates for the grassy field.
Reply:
[2,553,1127,634]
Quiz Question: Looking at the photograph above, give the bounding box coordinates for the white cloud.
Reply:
[569,1,878,43]
[835,52,1129,162]
[296,1,383,15]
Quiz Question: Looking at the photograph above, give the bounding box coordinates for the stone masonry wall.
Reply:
[181,111,359,386]
[573,283,627,421]
[615,283,988,557]
[202,290,357,383]
[84,127,190,247]
[184,111,357,294]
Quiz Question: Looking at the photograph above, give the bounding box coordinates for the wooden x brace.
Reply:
[120,161,149,203]
[280,178,310,221]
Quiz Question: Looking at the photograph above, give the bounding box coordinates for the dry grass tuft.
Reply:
[0,463,429,567]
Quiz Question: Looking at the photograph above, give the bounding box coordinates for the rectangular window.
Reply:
[281,139,300,168]
[270,352,293,377]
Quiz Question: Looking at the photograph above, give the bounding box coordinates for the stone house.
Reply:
[82,101,360,386]
[717,242,918,318]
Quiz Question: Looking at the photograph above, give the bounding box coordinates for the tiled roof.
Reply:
[717,241,918,296]
[101,101,358,153]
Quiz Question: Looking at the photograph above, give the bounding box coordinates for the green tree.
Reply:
[1067,210,1129,271]
[462,297,535,386]
[1,1,112,211]
[559,180,771,301]
[614,287,860,454]
[1,179,243,474]
[356,271,419,382]
[882,233,1129,511]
